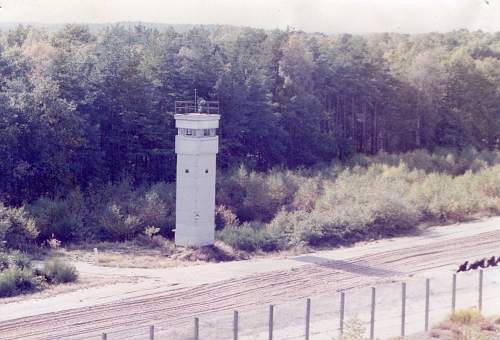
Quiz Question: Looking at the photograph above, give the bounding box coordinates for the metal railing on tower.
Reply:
[174,100,219,115]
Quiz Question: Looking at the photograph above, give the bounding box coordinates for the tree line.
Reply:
[0,24,498,204]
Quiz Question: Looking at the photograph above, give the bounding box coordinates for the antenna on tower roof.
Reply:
[194,89,197,112]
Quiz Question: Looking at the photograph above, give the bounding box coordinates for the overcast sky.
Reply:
[0,0,498,34]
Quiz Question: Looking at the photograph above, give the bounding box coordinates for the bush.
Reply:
[135,183,176,236]
[28,193,85,243]
[219,223,281,252]
[449,309,484,325]
[0,267,43,297]
[409,167,500,222]
[265,159,500,249]
[8,251,31,269]
[99,203,142,241]
[42,259,78,284]
[217,166,301,223]
[215,205,240,229]
[91,181,175,241]
[0,203,38,250]
[341,317,366,340]
[0,252,9,271]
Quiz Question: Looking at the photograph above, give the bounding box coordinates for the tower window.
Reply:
[205,169,209,173]
[203,129,216,137]
[185,169,189,173]
[186,129,193,136]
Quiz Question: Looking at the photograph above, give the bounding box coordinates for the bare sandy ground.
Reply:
[0,217,499,339]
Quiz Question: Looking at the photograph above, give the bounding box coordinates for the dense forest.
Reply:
[0,24,499,205]
[0,24,498,255]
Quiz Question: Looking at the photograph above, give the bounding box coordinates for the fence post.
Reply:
[234,311,239,340]
[102,333,107,340]
[149,325,154,340]
[305,298,311,340]
[194,317,199,340]
[452,274,457,313]
[401,282,406,337]
[339,291,345,338]
[370,287,376,340]
[479,270,483,312]
[425,278,430,332]
[269,305,274,340]
[94,247,99,265]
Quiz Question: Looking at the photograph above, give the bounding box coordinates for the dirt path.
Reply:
[1,217,499,339]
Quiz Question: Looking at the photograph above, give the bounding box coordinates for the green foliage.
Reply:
[217,167,300,222]
[221,152,500,252]
[0,267,44,298]
[0,250,78,297]
[99,203,142,241]
[8,251,31,270]
[215,205,240,229]
[0,204,38,250]
[24,181,176,243]
[219,223,280,252]
[95,181,175,240]
[0,23,498,251]
[28,194,85,243]
[1,25,499,207]
[0,250,44,298]
[42,259,78,284]
[0,253,8,271]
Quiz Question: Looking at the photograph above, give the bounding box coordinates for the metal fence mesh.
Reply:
[92,266,500,340]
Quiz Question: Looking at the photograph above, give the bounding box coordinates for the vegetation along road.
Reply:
[0,217,499,339]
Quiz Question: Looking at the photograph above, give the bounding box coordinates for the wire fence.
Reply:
[89,266,500,340]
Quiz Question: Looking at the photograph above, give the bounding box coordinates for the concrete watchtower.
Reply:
[174,98,220,247]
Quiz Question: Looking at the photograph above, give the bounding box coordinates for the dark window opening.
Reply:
[185,169,189,173]
[205,169,209,173]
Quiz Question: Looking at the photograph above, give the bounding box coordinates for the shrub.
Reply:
[0,267,43,297]
[341,317,366,340]
[449,309,484,325]
[135,183,176,236]
[0,203,38,250]
[219,222,281,252]
[28,192,86,243]
[217,166,301,223]
[317,166,421,236]
[99,203,142,241]
[8,251,31,269]
[42,259,78,284]
[0,252,9,271]
[143,226,160,239]
[90,181,175,241]
[290,177,324,212]
[215,205,240,229]
[220,225,259,252]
